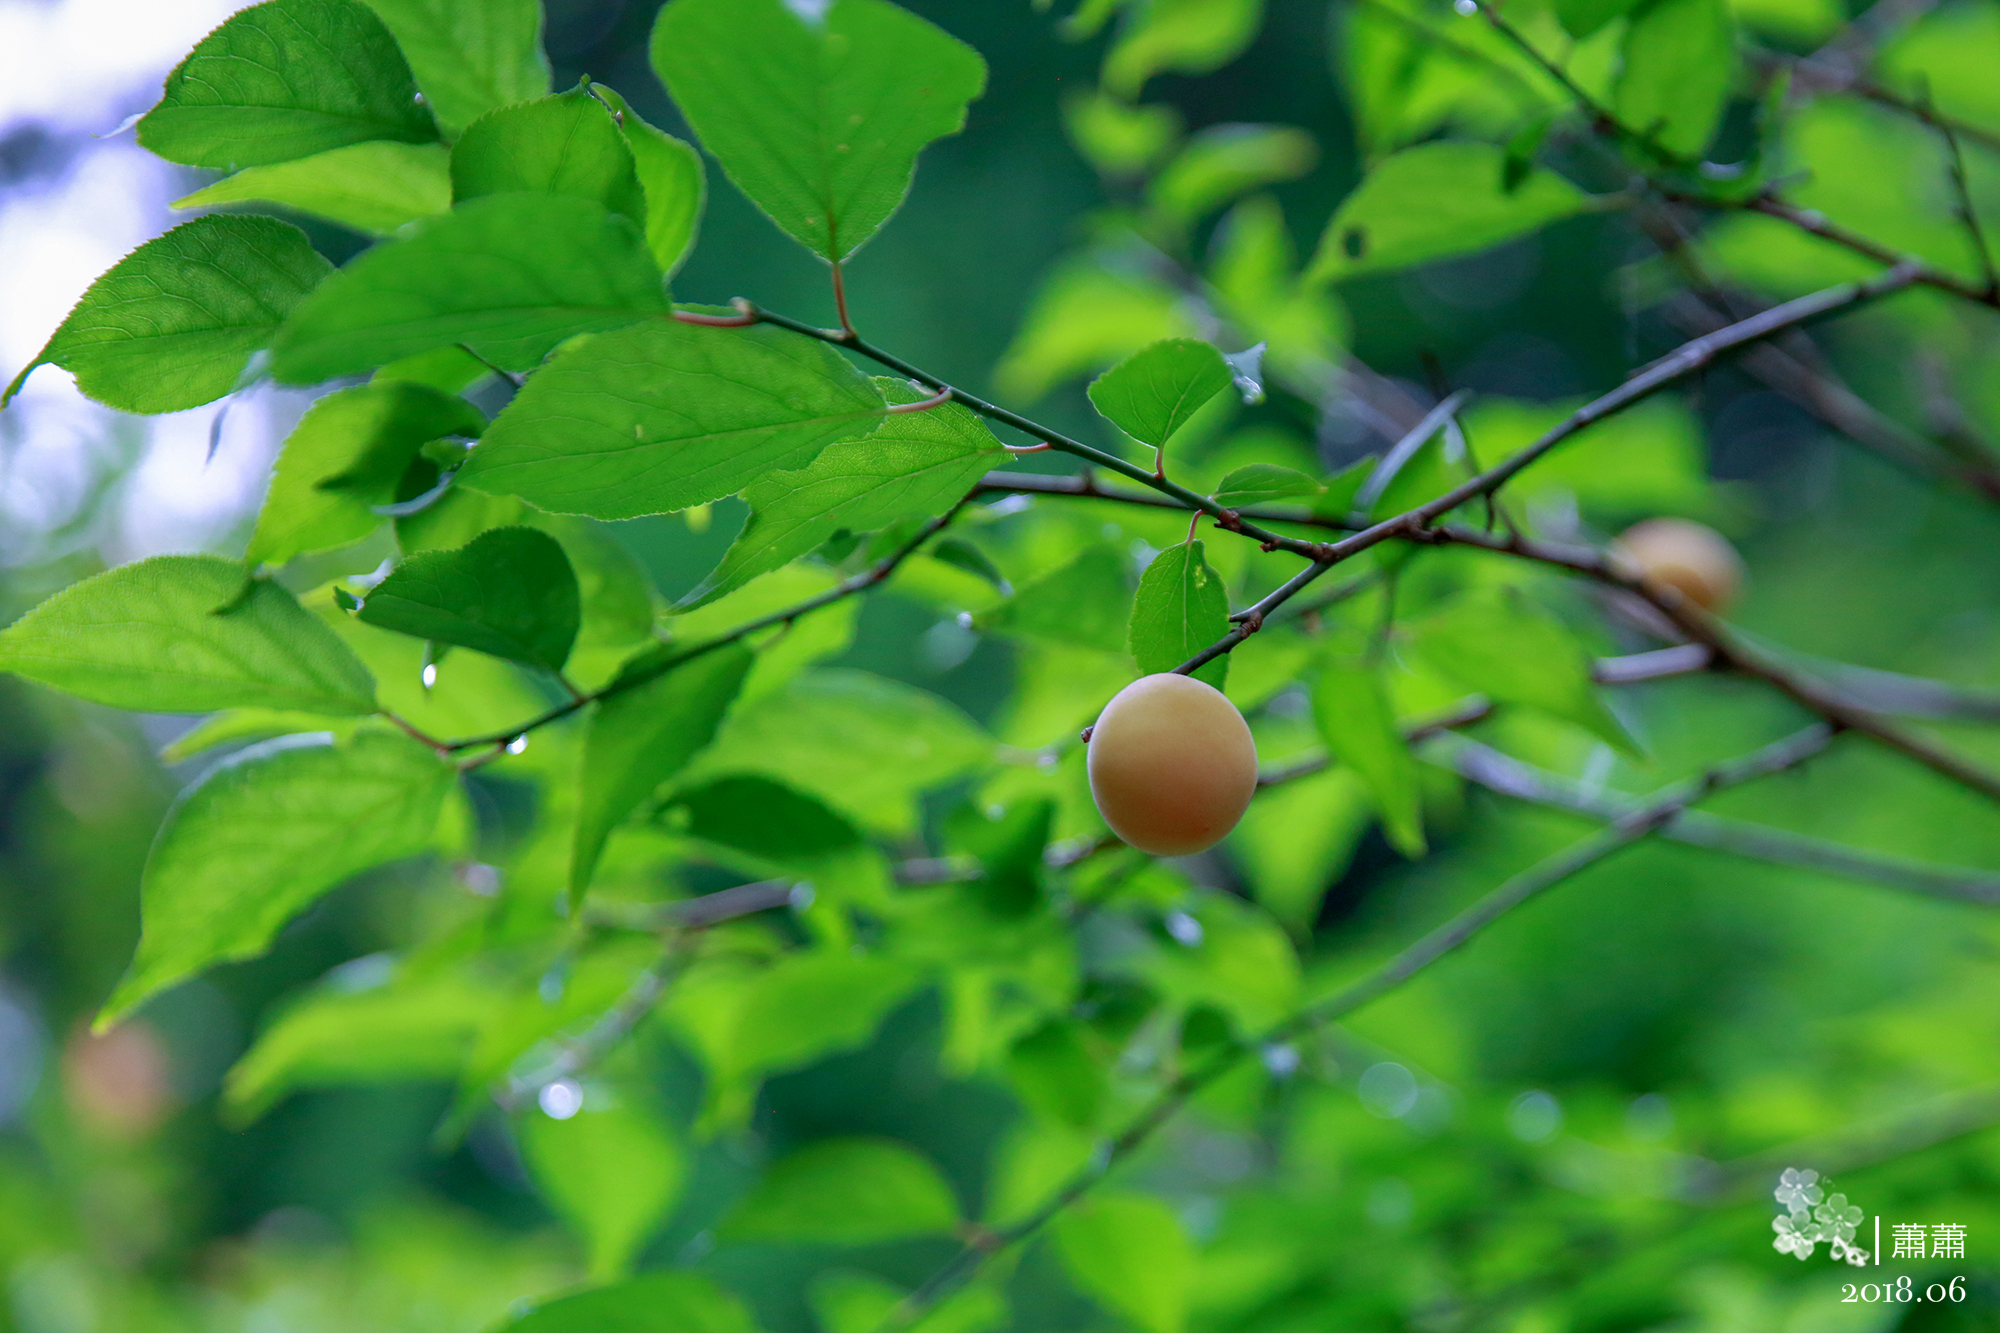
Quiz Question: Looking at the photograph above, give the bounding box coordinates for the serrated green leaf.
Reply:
[522,1103,684,1281]
[223,963,493,1121]
[100,731,453,1026]
[362,0,552,135]
[459,319,886,520]
[248,381,485,568]
[1103,0,1263,97]
[450,86,646,224]
[173,141,450,236]
[1410,587,1636,751]
[1306,142,1590,284]
[684,379,1003,607]
[591,85,708,277]
[137,0,439,169]
[651,0,986,261]
[1212,462,1322,508]
[1052,1193,1195,1333]
[4,215,331,413]
[0,556,375,715]
[1088,338,1234,448]
[500,1273,758,1333]
[1616,0,1736,158]
[1313,657,1424,857]
[357,528,580,672]
[722,1137,959,1244]
[1129,541,1230,688]
[270,194,668,383]
[571,643,753,898]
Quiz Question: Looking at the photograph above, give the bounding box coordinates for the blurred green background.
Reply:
[5,0,2000,1330]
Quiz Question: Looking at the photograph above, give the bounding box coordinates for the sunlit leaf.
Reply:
[1103,0,1264,97]
[1129,541,1230,688]
[683,379,1003,607]
[138,0,439,169]
[5,215,330,413]
[1313,656,1425,857]
[1616,0,1736,159]
[248,381,485,568]
[270,195,668,383]
[502,1272,758,1333]
[522,1103,684,1281]
[1052,1193,1195,1333]
[362,0,552,135]
[101,732,453,1026]
[571,642,753,898]
[1306,142,1591,283]
[173,141,451,236]
[450,86,646,223]
[459,319,886,520]
[721,1137,959,1244]
[1,556,375,715]
[1088,338,1234,448]
[651,0,986,261]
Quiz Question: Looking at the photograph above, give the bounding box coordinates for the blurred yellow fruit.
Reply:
[1613,517,1744,613]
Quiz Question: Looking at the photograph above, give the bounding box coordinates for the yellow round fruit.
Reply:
[1086,673,1258,857]
[1613,517,1744,613]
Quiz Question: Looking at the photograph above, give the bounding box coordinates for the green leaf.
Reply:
[983,545,1133,655]
[522,1103,685,1281]
[172,141,451,236]
[1147,123,1315,230]
[721,1138,959,1245]
[571,643,753,898]
[650,0,986,261]
[1006,1020,1108,1130]
[450,86,646,223]
[684,379,1003,607]
[1228,767,1371,931]
[1088,338,1234,448]
[357,528,580,672]
[0,556,375,715]
[1212,462,1322,508]
[269,194,668,384]
[100,731,453,1026]
[1129,541,1230,689]
[1410,588,1635,751]
[1616,0,1737,158]
[502,1273,758,1333]
[361,0,551,136]
[994,261,1195,403]
[137,0,439,169]
[1312,657,1424,857]
[248,381,485,568]
[223,964,492,1121]
[591,85,708,277]
[1103,0,1264,97]
[459,319,886,520]
[1064,90,1183,177]
[1555,0,1643,39]
[811,1272,1005,1333]
[1129,891,1299,1033]
[671,776,861,864]
[678,669,990,835]
[1052,1193,1195,1333]
[4,215,331,413]
[1306,142,1590,284]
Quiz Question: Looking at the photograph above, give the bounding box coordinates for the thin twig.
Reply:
[1444,736,2000,906]
[879,727,1834,1329]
